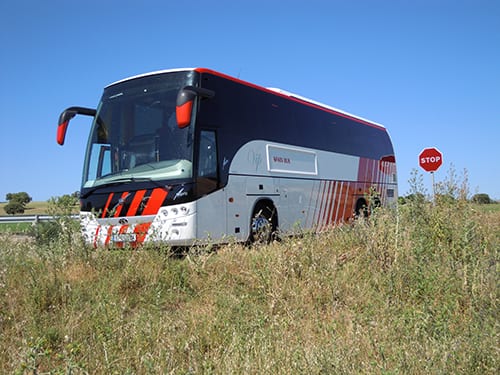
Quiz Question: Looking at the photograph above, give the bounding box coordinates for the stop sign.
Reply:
[419,147,443,172]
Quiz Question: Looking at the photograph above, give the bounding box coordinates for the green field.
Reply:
[0,222,31,234]
[473,202,500,213]
[0,201,79,234]
[0,201,51,234]
[0,197,498,374]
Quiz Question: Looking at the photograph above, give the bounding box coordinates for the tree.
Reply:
[471,193,491,204]
[5,192,32,205]
[4,201,26,215]
[3,191,32,215]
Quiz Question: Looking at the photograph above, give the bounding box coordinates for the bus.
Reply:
[57,68,397,247]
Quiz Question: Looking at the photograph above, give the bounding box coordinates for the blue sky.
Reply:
[1,0,499,201]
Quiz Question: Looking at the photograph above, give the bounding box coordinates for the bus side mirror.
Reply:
[176,86,214,128]
[57,107,96,145]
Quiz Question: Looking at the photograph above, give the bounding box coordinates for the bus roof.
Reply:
[107,67,385,130]
[266,87,385,129]
[106,68,195,87]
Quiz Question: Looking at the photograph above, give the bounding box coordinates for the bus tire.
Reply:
[354,198,369,219]
[249,201,277,244]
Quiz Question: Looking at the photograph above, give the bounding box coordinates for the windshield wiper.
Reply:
[80,177,168,199]
[126,176,170,190]
[80,179,130,199]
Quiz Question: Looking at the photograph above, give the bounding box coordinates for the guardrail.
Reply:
[0,215,79,224]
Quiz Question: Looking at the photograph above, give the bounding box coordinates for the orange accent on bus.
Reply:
[176,100,193,128]
[104,226,114,246]
[93,226,101,248]
[337,182,349,223]
[102,193,114,218]
[317,180,328,228]
[325,181,337,227]
[344,184,356,221]
[142,188,168,215]
[113,191,129,217]
[57,121,69,145]
[134,222,152,244]
[126,190,147,216]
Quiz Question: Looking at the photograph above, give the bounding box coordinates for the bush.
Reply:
[5,192,32,205]
[471,193,491,204]
[29,194,80,246]
[29,221,63,245]
[3,201,25,215]
[3,191,32,214]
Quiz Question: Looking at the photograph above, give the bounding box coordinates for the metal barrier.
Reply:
[0,215,79,224]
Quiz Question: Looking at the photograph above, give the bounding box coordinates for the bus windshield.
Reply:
[82,71,197,188]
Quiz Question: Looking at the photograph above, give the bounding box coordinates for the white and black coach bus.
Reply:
[57,68,397,247]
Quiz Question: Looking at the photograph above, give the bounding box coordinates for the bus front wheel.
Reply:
[249,202,277,244]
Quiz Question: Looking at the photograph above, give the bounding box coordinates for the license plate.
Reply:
[112,233,137,242]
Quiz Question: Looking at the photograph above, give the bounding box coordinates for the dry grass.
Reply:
[0,197,498,374]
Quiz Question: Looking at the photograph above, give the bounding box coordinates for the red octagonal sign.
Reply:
[419,147,443,172]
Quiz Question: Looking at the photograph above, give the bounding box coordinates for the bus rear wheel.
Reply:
[355,198,369,219]
[249,202,277,244]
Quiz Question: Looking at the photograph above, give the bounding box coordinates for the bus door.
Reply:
[195,130,227,241]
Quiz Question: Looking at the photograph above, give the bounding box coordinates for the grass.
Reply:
[473,202,500,213]
[0,201,47,234]
[0,197,498,374]
[0,222,32,234]
[0,200,78,234]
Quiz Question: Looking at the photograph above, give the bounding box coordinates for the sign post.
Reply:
[419,147,443,201]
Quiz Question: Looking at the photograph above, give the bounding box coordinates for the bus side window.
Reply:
[198,130,218,179]
[88,144,111,180]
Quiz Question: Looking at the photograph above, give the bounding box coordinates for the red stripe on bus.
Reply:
[119,225,129,234]
[104,225,114,246]
[357,158,367,182]
[337,182,349,223]
[320,181,330,228]
[315,181,326,227]
[344,183,355,222]
[93,226,101,248]
[325,181,338,227]
[134,222,152,244]
[333,181,343,224]
[142,188,168,215]
[364,158,372,184]
[102,193,114,218]
[113,191,129,217]
[320,181,332,229]
[126,190,147,216]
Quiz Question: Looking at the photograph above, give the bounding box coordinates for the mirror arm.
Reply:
[184,86,215,99]
[57,106,96,145]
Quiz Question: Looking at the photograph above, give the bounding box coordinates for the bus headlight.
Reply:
[159,206,190,218]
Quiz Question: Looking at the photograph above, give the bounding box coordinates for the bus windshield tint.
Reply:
[82,71,196,188]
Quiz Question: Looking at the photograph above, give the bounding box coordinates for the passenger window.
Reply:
[198,130,217,179]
